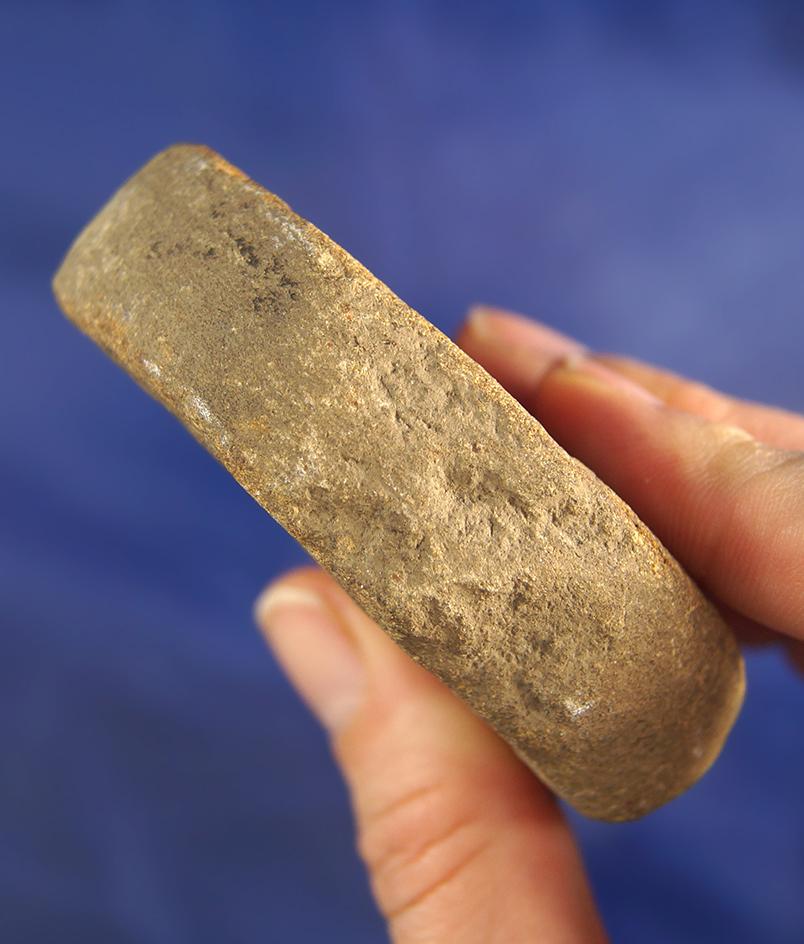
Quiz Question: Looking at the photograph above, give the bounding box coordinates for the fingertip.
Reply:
[458,306,586,401]
[254,568,366,734]
[464,305,583,354]
[253,566,320,625]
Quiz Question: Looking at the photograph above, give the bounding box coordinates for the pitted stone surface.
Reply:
[53,145,744,821]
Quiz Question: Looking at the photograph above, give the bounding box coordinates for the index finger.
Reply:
[459,307,804,642]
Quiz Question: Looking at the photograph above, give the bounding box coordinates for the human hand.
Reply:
[255,306,804,942]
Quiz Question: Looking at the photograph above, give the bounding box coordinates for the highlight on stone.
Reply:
[53,144,745,821]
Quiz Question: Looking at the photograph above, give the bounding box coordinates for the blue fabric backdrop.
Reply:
[1,2,802,941]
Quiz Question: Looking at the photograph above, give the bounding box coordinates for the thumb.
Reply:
[256,567,606,944]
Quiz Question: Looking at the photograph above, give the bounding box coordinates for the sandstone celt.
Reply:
[53,145,745,821]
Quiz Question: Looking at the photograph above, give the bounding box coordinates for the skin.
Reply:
[255,306,804,942]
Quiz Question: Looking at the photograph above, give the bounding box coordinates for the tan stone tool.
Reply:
[53,144,744,821]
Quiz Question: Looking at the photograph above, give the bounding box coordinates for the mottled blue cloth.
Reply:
[1,2,802,941]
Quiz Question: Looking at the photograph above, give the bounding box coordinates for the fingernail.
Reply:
[560,354,662,406]
[464,306,586,394]
[468,306,585,359]
[255,584,365,733]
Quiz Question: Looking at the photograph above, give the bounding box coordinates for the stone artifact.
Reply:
[53,145,744,821]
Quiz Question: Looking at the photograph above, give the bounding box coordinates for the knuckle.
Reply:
[356,779,489,923]
[357,780,468,875]
[707,430,799,495]
[696,431,804,587]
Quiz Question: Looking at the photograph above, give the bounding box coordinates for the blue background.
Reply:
[1,2,803,941]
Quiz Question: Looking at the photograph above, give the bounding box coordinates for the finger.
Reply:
[596,355,804,452]
[459,308,804,641]
[460,306,804,451]
[256,567,607,944]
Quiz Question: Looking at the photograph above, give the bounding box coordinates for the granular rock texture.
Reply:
[53,144,745,821]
